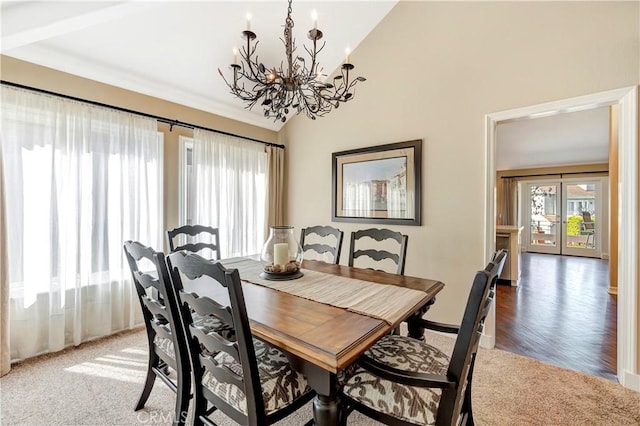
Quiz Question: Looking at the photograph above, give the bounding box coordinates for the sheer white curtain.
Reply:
[192,129,266,258]
[1,86,163,361]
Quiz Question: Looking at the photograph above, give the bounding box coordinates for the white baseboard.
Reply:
[621,371,640,392]
[480,332,494,349]
[601,253,609,260]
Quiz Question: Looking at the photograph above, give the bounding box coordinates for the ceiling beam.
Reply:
[1,2,153,52]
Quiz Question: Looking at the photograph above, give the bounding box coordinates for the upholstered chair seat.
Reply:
[153,335,175,360]
[192,313,235,339]
[202,338,311,416]
[342,335,450,425]
[152,314,233,363]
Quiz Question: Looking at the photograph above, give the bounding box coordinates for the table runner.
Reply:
[220,258,427,325]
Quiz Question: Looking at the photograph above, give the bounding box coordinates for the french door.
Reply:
[524,178,605,258]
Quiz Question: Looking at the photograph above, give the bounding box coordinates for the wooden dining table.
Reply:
[183,258,444,426]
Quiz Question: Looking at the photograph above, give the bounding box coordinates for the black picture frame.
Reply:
[332,140,422,226]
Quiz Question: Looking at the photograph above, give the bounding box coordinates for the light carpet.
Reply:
[1,328,638,425]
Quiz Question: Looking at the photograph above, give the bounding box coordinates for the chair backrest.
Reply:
[299,225,344,264]
[486,249,508,301]
[581,211,595,230]
[123,241,188,378]
[167,225,220,260]
[348,228,408,275]
[166,251,266,425]
[438,252,506,424]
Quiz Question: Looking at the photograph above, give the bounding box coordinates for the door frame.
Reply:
[483,86,638,390]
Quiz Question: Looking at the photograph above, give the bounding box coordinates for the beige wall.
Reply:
[280,2,639,324]
[1,56,277,250]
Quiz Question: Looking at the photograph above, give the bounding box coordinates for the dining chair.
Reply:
[123,241,191,425]
[340,251,506,426]
[167,224,221,260]
[348,228,408,275]
[166,251,315,426]
[300,225,344,264]
[580,211,595,248]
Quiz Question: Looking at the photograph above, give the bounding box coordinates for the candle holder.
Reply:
[260,226,304,280]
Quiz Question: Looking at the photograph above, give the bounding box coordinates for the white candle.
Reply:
[246,12,252,31]
[232,47,238,65]
[273,243,288,266]
[311,9,318,29]
[345,47,351,64]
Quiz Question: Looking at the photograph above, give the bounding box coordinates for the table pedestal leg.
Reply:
[407,298,436,340]
[313,394,339,426]
[284,352,340,426]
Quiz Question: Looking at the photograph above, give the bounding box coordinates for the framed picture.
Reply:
[332,140,422,226]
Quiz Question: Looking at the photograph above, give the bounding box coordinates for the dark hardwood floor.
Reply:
[496,252,617,381]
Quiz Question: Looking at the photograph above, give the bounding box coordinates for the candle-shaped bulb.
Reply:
[311,9,318,29]
[266,71,276,83]
[232,47,239,65]
[246,12,252,31]
[345,47,351,64]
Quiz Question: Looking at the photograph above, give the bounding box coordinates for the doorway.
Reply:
[484,86,638,390]
[524,177,606,258]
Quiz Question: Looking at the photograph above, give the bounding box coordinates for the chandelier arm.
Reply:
[341,67,351,96]
[308,39,318,77]
[244,35,256,77]
[240,42,264,83]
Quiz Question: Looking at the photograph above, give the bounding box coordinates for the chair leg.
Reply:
[463,358,477,426]
[339,399,353,426]
[463,388,475,426]
[192,392,208,426]
[174,373,190,425]
[135,353,159,411]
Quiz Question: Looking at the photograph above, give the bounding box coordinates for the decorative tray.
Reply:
[260,262,303,281]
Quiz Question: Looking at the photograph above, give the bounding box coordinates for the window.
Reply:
[2,85,163,360]
[179,131,267,257]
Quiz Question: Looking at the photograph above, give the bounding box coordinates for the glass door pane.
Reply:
[562,179,603,258]
[526,182,561,254]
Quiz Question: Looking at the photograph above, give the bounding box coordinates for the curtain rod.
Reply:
[500,170,608,179]
[1,80,284,149]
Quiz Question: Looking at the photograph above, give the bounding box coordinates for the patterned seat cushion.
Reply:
[192,313,235,340]
[154,315,234,360]
[202,338,311,416]
[153,335,175,360]
[342,335,450,425]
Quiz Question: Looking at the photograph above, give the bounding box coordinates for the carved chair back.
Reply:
[348,228,408,275]
[167,224,221,260]
[299,225,344,264]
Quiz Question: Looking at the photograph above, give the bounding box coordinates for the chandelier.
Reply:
[218,0,366,123]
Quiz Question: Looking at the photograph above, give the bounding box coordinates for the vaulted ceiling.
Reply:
[2,1,611,168]
[1,1,397,131]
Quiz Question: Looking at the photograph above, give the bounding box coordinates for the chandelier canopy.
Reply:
[219,0,366,123]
